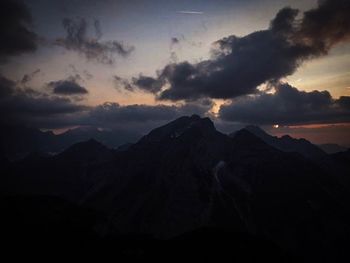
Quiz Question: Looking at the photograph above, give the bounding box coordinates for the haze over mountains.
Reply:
[1,115,350,261]
[0,125,141,160]
[1,118,348,161]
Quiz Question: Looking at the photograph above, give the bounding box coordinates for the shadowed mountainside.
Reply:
[319,143,348,154]
[1,115,350,262]
[238,125,327,160]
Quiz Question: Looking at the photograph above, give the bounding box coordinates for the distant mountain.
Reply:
[0,125,57,160]
[56,139,115,164]
[329,149,350,178]
[2,138,117,201]
[0,125,141,160]
[239,125,326,160]
[57,126,141,149]
[2,115,350,261]
[318,143,348,154]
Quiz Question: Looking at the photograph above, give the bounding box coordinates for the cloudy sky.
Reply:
[1,0,350,145]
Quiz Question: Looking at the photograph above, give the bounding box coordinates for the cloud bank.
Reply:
[0,0,38,62]
[130,0,350,101]
[0,74,88,128]
[0,74,213,130]
[219,83,350,125]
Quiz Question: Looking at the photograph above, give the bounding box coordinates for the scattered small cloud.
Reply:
[83,70,93,80]
[47,76,89,96]
[55,18,134,65]
[114,75,133,92]
[20,69,41,86]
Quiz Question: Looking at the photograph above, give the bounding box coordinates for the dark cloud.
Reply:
[0,74,16,98]
[55,18,135,65]
[2,94,87,116]
[131,75,165,93]
[48,77,88,95]
[114,75,133,92]
[131,0,350,101]
[219,83,350,126]
[0,74,89,128]
[68,64,93,81]
[338,96,350,109]
[89,103,183,124]
[113,74,165,94]
[0,74,212,130]
[297,0,350,54]
[88,100,212,124]
[83,100,213,133]
[0,0,37,62]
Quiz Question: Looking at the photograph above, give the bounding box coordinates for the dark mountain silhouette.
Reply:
[58,126,141,150]
[239,125,326,160]
[0,195,291,262]
[56,139,115,163]
[0,125,140,160]
[324,149,350,187]
[0,125,57,160]
[0,195,99,242]
[2,139,117,201]
[331,149,350,163]
[319,143,348,154]
[2,115,350,262]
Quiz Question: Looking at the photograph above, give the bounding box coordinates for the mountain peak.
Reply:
[242,125,326,160]
[63,138,107,153]
[244,125,269,138]
[281,135,293,140]
[56,139,114,163]
[231,128,270,148]
[139,115,216,143]
[189,114,201,120]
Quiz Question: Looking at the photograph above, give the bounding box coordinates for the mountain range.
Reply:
[1,115,350,262]
[0,125,141,160]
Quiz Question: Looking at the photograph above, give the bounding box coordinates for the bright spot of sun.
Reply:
[273,124,279,129]
[210,99,226,115]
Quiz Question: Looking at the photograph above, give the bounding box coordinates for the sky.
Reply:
[0,0,350,146]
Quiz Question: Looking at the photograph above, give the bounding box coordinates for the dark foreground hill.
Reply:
[1,115,350,262]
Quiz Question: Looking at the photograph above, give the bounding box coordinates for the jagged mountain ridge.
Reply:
[2,115,350,261]
[239,125,327,160]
